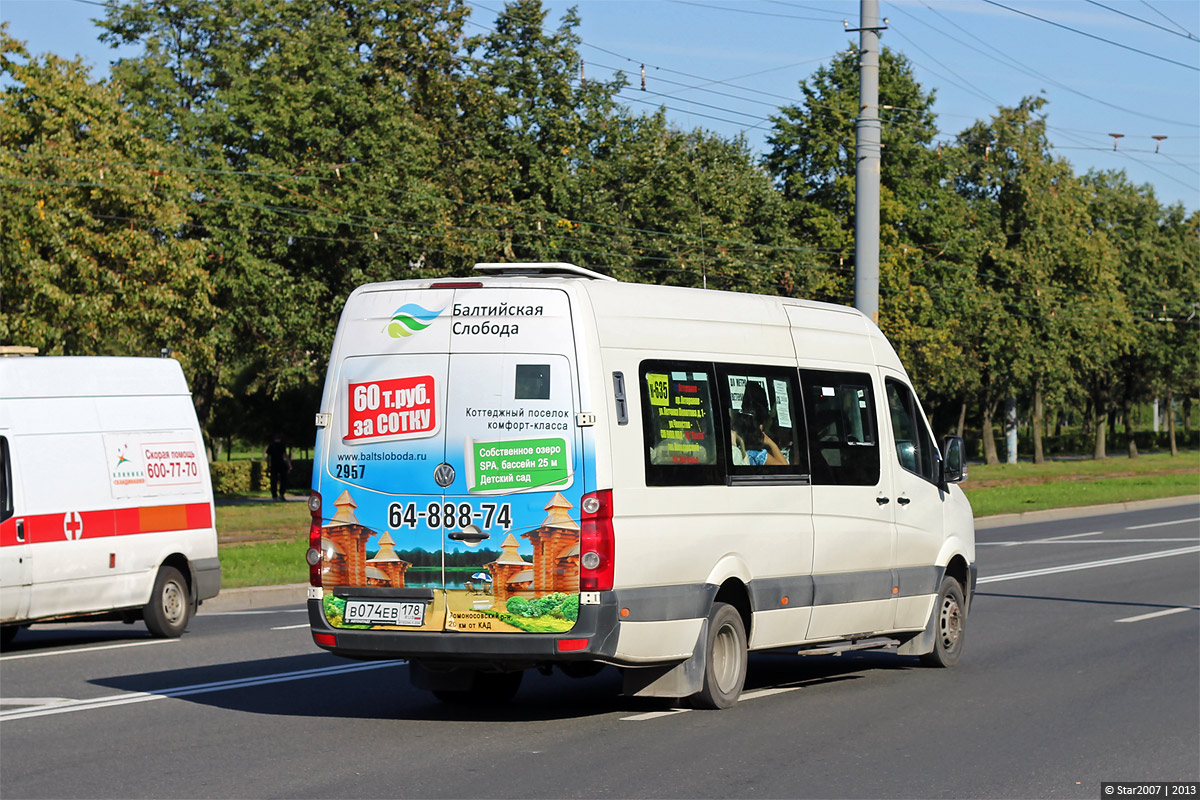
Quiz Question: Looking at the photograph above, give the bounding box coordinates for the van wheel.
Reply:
[433,670,523,705]
[693,602,747,709]
[144,566,190,638]
[921,576,966,668]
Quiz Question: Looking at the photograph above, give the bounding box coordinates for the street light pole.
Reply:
[852,0,883,324]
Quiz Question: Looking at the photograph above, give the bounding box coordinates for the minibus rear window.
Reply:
[515,364,551,400]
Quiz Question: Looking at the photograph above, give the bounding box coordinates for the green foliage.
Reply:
[0,3,1194,465]
[210,460,262,494]
[505,592,576,621]
[0,29,217,382]
[482,606,575,633]
[319,593,369,628]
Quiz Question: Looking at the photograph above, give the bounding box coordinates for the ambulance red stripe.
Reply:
[0,503,213,546]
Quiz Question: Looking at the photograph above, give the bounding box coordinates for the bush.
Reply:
[209,459,312,495]
[506,593,576,619]
[210,460,263,493]
[506,597,531,617]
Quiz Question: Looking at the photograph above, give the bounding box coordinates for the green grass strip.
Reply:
[963,472,1198,518]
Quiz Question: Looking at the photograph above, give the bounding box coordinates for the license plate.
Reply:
[343,599,426,626]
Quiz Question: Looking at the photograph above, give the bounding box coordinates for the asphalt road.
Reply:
[1,500,1197,800]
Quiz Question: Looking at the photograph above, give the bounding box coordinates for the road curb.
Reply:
[200,496,1199,611]
[973,494,1199,530]
[199,583,309,614]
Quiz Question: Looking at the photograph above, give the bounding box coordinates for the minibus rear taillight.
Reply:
[579,489,614,592]
[306,491,323,587]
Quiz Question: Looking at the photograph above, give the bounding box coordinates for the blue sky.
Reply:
[3,0,1198,211]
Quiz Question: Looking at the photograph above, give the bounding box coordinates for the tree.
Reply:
[765,45,979,419]
[97,0,477,429]
[0,29,216,385]
[953,97,1125,463]
[1083,171,1200,458]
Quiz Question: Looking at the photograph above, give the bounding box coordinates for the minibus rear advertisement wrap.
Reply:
[316,287,588,635]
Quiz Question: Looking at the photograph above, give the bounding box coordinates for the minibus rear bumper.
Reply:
[307,595,623,664]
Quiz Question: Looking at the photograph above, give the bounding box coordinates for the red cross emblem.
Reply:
[63,512,84,540]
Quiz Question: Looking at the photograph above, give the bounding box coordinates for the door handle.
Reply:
[876,496,890,505]
[16,518,25,543]
[897,496,911,506]
[447,528,490,543]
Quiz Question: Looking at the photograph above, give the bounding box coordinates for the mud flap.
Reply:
[897,606,936,657]
[622,618,708,699]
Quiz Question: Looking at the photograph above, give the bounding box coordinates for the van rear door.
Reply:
[317,286,586,635]
[0,434,32,623]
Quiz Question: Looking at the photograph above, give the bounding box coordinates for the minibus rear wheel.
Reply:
[921,575,966,668]
[144,566,190,638]
[693,602,748,709]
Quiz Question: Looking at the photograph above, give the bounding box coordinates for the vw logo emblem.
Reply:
[434,463,456,487]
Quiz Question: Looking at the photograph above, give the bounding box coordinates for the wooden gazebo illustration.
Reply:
[322,490,410,588]
[487,492,581,605]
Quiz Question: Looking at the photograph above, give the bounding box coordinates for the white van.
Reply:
[306,263,975,708]
[0,357,220,644]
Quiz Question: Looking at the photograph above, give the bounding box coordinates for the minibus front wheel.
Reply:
[921,575,966,668]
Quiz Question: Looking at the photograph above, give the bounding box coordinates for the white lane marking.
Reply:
[739,685,804,701]
[621,708,691,721]
[622,685,806,720]
[980,538,1199,546]
[977,545,1200,585]
[0,698,73,706]
[1044,531,1106,541]
[0,660,405,722]
[0,639,178,662]
[1127,517,1200,530]
[270,623,311,631]
[1116,607,1196,623]
[996,531,1104,547]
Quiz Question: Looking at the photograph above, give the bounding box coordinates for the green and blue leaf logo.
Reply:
[386,304,445,338]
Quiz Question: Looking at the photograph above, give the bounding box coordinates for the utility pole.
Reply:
[852,0,883,324]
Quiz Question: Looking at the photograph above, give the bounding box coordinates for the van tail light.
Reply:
[306,491,323,587]
[579,489,614,592]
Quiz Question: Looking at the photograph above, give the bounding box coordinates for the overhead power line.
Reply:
[668,0,843,23]
[1085,0,1199,42]
[905,1,1199,128]
[1139,0,1198,40]
[980,0,1200,71]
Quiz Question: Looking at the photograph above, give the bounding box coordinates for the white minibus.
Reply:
[306,263,974,708]
[0,357,221,644]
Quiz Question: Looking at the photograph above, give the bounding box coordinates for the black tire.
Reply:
[921,575,966,668]
[144,566,191,638]
[559,661,605,679]
[0,625,17,647]
[433,670,524,705]
[693,602,748,709]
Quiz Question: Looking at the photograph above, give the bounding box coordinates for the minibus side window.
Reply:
[886,378,938,483]
[639,361,724,486]
[717,364,808,479]
[799,370,880,486]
